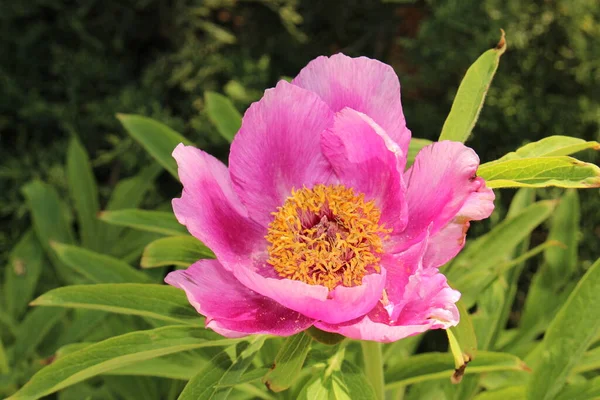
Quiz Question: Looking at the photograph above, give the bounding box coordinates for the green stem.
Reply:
[361,341,385,400]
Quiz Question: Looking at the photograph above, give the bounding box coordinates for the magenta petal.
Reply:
[321,108,407,233]
[228,81,335,227]
[165,259,314,337]
[315,267,460,343]
[172,144,265,267]
[232,264,386,324]
[393,141,494,255]
[292,53,411,155]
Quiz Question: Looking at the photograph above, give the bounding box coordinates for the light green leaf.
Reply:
[0,337,9,374]
[297,374,331,400]
[109,230,164,265]
[545,189,580,283]
[406,138,432,168]
[330,361,378,400]
[448,299,478,364]
[478,156,600,188]
[108,350,207,380]
[12,307,67,361]
[555,376,600,400]
[384,351,528,390]
[178,336,266,400]
[67,136,100,251]
[527,258,600,400]
[105,164,163,211]
[117,114,192,179]
[205,91,242,142]
[494,136,599,162]
[31,283,204,326]
[51,242,151,284]
[438,30,506,143]
[7,325,238,400]
[198,21,236,44]
[3,231,45,318]
[263,332,312,392]
[22,180,77,282]
[446,200,555,307]
[473,386,526,400]
[573,346,600,375]
[99,209,186,236]
[141,236,215,268]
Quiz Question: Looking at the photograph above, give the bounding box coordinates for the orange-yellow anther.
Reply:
[266,184,391,290]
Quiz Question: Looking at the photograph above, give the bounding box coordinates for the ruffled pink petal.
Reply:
[315,267,460,343]
[231,263,387,325]
[228,81,335,227]
[392,141,494,255]
[320,108,407,234]
[165,259,314,337]
[292,53,411,156]
[172,144,265,267]
[423,181,495,268]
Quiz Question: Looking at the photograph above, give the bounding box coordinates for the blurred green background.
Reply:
[1,0,599,265]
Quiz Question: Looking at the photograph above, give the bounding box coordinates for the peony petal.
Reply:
[321,108,407,234]
[393,141,494,255]
[229,81,335,227]
[422,181,495,268]
[231,263,387,325]
[172,144,265,267]
[165,259,314,337]
[315,267,460,343]
[293,53,411,155]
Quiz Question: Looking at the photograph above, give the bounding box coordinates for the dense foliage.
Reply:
[1,1,599,399]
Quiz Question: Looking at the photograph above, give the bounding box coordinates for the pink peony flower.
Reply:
[165,54,494,343]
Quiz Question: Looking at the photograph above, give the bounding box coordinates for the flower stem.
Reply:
[361,341,385,400]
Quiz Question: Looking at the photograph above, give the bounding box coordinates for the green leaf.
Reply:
[446,200,555,307]
[11,307,67,361]
[106,164,163,211]
[384,351,528,390]
[555,376,600,400]
[141,236,215,268]
[263,332,312,392]
[51,242,151,284]
[527,258,600,400]
[297,374,332,400]
[494,136,600,162]
[330,361,378,400]
[574,346,600,375]
[478,156,600,189]
[178,336,266,399]
[108,350,207,380]
[406,138,432,168]
[22,180,77,282]
[544,189,580,283]
[205,91,242,142]
[31,284,204,326]
[438,30,506,142]
[3,231,45,318]
[117,114,192,179]
[7,325,238,400]
[67,136,100,251]
[99,209,186,236]
[473,386,526,400]
[0,337,9,374]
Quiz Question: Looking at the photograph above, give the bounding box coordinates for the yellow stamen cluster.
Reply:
[266,184,391,290]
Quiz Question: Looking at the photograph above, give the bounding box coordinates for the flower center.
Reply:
[266,184,391,290]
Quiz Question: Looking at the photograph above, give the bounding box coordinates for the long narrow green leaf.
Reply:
[473,386,526,400]
[3,231,45,318]
[448,299,477,362]
[263,332,312,392]
[141,236,215,268]
[438,30,506,142]
[406,138,432,168]
[117,114,192,179]
[0,337,9,374]
[7,325,238,400]
[573,346,600,374]
[106,164,163,212]
[205,91,242,142]
[99,209,186,236]
[178,336,266,400]
[493,136,599,163]
[108,350,207,380]
[478,156,600,189]
[527,258,600,400]
[31,284,204,326]
[12,307,67,361]
[51,242,151,284]
[384,351,528,390]
[555,376,600,400]
[22,180,77,282]
[67,136,100,250]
